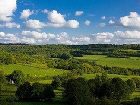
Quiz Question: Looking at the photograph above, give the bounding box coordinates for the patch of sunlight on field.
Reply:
[0,64,68,77]
[76,55,140,69]
[38,80,52,84]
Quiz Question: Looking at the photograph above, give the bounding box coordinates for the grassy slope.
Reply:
[0,64,68,77]
[1,62,140,104]
[76,55,140,69]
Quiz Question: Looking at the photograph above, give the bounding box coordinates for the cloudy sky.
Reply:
[0,0,140,44]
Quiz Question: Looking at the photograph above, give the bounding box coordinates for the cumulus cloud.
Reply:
[120,12,140,29]
[21,31,55,39]
[101,16,106,20]
[0,0,17,21]
[42,9,49,14]
[48,10,66,24]
[85,20,91,26]
[2,30,140,44]
[55,32,91,45]
[91,30,140,44]
[109,20,115,24]
[115,30,140,39]
[92,32,114,43]
[24,10,79,29]
[0,32,18,43]
[66,20,79,28]
[0,22,20,28]
[20,9,34,20]
[0,31,92,44]
[26,19,46,29]
[75,11,84,16]
[47,10,79,28]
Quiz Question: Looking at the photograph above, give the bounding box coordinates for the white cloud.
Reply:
[109,20,115,24]
[55,32,90,45]
[0,22,20,28]
[115,30,140,39]
[20,37,36,44]
[42,9,49,14]
[55,32,72,44]
[48,10,66,24]
[101,16,106,20]
[66,20,79,28]
[120,12,140,28]
[0,0,17,21]
[72,36,91,42]
[0,32,5,37]
[47,10,79,28]
[85,20,91,26]
[20,9,34,20]
[91,30,140,44]
[2,30,140,44]
[99,23,106,27]
[0,32,18,43]
[21,31,55,39]
[92,32,114,43]
[75,11,84,16]
[26,19,46,29]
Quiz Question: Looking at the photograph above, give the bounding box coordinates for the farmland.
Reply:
[0,64,68,77]
[76,55,140,69]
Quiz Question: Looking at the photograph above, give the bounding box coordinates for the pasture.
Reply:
[0,64,68,78]
[76,55,140,69]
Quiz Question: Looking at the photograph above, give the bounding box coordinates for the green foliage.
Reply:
[110,78,129,100]
[0,52,16,64]
[95,98,119,105]
[31,83,45,101]
[58,53,72,60]
[51,76,62,89]
[16,82,55,102]
[88,74,134,102]
[63,78,94,105]
[82,63,93,73]
[0,70,6,84]
[132,78,140,88]
[16,82,32,101]
[1,44,140,104]
[7,70,25,86]
[71,51,83,57]
[126,79,136,94]
[43,85,55,101]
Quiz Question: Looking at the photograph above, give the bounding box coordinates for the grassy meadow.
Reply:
[1,54,140,104]
[76,55,140,69]
[0,64,68,77]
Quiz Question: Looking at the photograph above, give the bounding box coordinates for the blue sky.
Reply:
[0,0,140,44]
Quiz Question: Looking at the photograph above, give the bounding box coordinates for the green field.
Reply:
[1,62,140,104]
[76,55,140,69]
[0,64,68,77]
[83,73,140,80]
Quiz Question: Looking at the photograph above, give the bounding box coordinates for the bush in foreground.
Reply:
[16,82,55,102]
